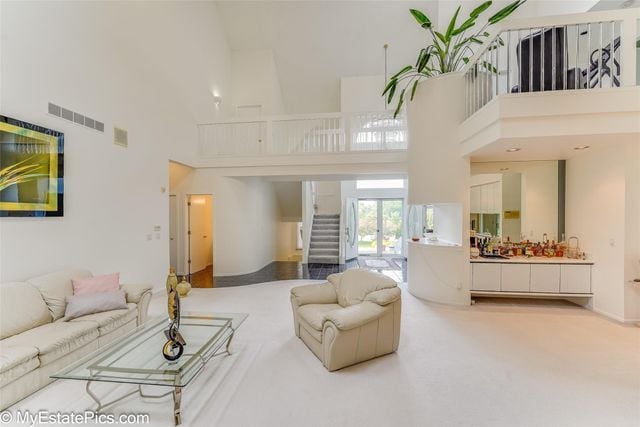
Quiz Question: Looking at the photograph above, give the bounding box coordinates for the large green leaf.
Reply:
[393,88,406,118]
[488,0,526,25]
[445,6,461,42]
[417,51,431,73]
[410,79,419,100]
[410,9,432,28]
[387,83,397,104]
[470,1,492,18]
[390,65,413,81]
[452,17,476,36]
[382,78,397,96]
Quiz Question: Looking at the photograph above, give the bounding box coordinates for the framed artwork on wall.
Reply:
[0,115,64,217]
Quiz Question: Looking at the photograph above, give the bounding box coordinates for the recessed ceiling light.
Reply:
[506,147,521,152]
[574,145,590,150]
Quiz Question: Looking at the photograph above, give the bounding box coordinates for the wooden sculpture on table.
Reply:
[163,275,186,361]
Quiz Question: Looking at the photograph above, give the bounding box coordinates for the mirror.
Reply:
[470,161,565,242]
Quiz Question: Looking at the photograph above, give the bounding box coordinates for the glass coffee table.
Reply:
[51,312,247,426]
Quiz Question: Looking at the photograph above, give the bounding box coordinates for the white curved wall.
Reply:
[406,73,471,306]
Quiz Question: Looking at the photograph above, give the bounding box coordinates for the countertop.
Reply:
[408,238,462,248]
[470,256,593,265]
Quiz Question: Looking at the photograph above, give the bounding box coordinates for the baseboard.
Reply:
[591,306,639,325]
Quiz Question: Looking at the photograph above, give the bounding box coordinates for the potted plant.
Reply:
[383,0,527,117]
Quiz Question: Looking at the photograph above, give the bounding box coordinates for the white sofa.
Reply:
[0,269,153,410]
[291,269,401,371]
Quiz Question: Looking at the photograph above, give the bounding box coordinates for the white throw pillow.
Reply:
[64,290,127,320]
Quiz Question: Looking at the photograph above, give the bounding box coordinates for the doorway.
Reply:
[187,194,213,288]
[357,199,403,256]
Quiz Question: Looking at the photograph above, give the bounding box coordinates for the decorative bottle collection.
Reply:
[471,234,584,260]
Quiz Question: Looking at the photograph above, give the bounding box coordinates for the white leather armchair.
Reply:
[290,269,401,371]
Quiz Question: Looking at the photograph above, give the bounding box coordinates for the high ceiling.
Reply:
[216,1,438,114]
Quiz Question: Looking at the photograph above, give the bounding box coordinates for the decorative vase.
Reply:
[177,276,191,297]
[166,268,178,294]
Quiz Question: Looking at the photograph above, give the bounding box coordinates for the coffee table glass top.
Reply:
[51,312,248,387]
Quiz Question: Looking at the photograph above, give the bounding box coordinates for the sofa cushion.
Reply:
[297,304,342,331]
[2,321,98,366]
[0,282,52,340]
[0,345,40,385]
[68,303,137,336]
[72,272,119,296]
[333,269,397,307]
[27,269,93,321]
[64,290,127,320]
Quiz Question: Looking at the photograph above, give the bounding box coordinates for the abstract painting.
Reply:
[0,115,64,217]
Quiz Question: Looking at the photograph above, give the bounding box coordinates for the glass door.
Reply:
[357,200,378,255]
[358,199,404,256]
[381,199,403,255]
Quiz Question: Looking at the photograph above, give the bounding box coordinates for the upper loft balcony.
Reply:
[193,111,408,175]
[459,8,640,161]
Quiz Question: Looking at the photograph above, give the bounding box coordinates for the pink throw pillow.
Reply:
[72,272,120,295]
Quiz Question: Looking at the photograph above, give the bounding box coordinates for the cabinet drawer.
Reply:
[560,265,591,293]
[501,264,531,292]
[472,264,501,291]
[530,265,560,293]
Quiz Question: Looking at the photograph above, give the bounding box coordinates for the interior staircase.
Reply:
[308,214,340,264]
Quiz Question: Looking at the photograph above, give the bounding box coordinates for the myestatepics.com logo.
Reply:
[0,410,149,425]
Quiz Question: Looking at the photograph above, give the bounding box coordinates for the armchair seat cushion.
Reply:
[0,346,39,385]
[2,321,98,366]
[68,303,137,336]
[297,304,342,331]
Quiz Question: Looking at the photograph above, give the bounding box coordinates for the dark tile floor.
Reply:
[213,257,406,288]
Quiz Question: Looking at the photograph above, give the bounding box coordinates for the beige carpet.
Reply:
[13,280,640,426]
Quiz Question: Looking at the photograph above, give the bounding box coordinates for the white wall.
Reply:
[231,48,285,116]
[472,161,559,242]
[340,76,387,113]
[172,170,278,276]
[0,1,231,289]
[566,142,640,322]
[314,181,342,214]
[276,222,302,261]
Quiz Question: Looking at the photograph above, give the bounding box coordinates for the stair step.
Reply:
[314,214,340,219]
[314,218,340,224]
[311,236,339,243]
[308,255,339,264]
[310,241,339,249]
[309,248,339,256]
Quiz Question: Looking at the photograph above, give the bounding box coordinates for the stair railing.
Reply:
[462,8,639,119]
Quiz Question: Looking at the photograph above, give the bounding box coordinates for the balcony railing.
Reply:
[197,111,407,158]
[463,8,639,118]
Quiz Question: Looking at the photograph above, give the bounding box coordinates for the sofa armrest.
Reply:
[290,283,337,307]
[120,284,153,325]
[323,301,385,331]
[365,288,401,306]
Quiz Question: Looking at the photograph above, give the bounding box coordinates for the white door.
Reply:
[169,195,177,272]
[345,197,358,260]
[188,195,213,276]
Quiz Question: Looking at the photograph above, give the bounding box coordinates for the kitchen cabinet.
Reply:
[470,186,481,213]
[470,260,592,296]
[530,264,561,292]
[471,181,501,214]
[471,263,501,291]
[501,264,531,292]
[560,265,592,293]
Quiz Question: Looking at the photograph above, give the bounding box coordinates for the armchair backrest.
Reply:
[328,269,397,307]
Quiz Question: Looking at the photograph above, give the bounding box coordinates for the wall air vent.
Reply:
[113,127,128,148]
[48,102,104,133]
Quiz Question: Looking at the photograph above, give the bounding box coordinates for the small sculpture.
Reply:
[162,278,186,361]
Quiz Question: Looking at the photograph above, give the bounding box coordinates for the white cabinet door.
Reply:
[472,263,501,291]
[560,265,592,293]
[530,264,560,293]
[501,264,531,292]
[488,181,502,214]
[470,186,481,213]
[480,185,489,214]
